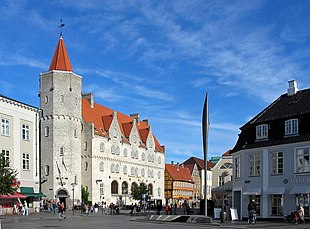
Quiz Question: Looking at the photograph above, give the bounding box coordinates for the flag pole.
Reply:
[202,93,209,216]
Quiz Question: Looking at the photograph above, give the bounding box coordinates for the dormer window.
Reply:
[285,119,298,135]
[256,124,268,140]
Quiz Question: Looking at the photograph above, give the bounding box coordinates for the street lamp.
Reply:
[71,175,77,215]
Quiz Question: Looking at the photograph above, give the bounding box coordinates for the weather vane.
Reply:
[58,19,65,37]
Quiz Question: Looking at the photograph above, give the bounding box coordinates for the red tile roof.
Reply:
[49,36,73,71]
[82,98,164,153]
[165,164,193,182]
[222,149,232,157]
[182,157,215,170]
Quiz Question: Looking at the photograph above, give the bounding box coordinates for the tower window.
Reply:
[74,129,78,138]
[45,96,48,104]
[44,126,49,137]
[59,147,64,156]
[45,165,50,176]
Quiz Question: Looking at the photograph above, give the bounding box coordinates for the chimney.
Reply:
[130,113,140,124]
[171,161,174,165]
[82,93,94,108]
[142,119,149,126]
[287,80,298,96]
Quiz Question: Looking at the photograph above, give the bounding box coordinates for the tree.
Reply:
[0,151,19,195]
[81,185,89,203]
[131,183,148,201]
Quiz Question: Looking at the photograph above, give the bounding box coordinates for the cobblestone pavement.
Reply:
[0,211,309,229]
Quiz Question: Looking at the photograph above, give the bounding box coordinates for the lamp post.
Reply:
[71,176,77,215]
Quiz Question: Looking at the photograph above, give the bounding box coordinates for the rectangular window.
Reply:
[44,126,49,137]
[249,153,261,176]
[218,176,224,186]
[271,152,283,175]
[296,147,310,173]
[59,147,64,156]
[285,119,298,135]
[234,157,240,178]
[2,150,10,167]
[100,183,104,195]
[23,153,30,170]
[271,195,283,216]
[256,124,268,140]
[84,142,87,151]
[22,124,30,141]
[1,118,10,136]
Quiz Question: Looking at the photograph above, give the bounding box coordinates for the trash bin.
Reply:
[220,210,226,223]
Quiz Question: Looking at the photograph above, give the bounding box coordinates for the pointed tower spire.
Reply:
[49,36,73,72]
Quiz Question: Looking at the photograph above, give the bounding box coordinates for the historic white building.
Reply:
[39,35,165,208]
[0,94,41,212]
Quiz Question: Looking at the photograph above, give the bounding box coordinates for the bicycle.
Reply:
[248,210,256,224]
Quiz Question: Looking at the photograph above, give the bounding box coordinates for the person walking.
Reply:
[58,202,66,220]
[299,205,305,223]
[23,200,29,216]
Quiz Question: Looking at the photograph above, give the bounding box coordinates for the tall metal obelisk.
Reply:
[202,93,209,216]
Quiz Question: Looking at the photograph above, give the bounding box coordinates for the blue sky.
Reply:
[1,0,310,164]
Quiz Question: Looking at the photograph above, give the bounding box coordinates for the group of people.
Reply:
[13,200,29,215]
[81,201,122,215]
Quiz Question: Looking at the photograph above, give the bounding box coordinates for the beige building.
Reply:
[0,95,41,213]
[182,157,215,200]
[210,150,233,208]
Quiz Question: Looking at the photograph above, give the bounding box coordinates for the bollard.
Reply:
[220,210,226,223]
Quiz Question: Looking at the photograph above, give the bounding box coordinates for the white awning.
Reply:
[266,186,285,195]
[290,186,310,194]
[243,188,261,195]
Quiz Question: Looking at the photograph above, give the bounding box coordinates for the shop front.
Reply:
[20,187,45,212]
[0,192,27,215]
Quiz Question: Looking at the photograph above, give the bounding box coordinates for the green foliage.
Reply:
[130,183,148,201]
[0,151,18,195]
[81,185,89,203]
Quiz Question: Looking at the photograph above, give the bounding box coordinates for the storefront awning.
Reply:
[212,181,233,194]
[290,186,310,194]
[0,192,27,199]
[266,186,285,195]
[20,187,45,197]
[243,188,261,195]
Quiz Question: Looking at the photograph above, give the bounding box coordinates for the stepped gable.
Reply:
[82,98,164,152]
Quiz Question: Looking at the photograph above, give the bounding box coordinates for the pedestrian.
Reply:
[299,205,305,223]
[23,200,29,216]
[52,201,57,214]
[58,202,66,220]
[174,202,177,215]
[165,203,169,215]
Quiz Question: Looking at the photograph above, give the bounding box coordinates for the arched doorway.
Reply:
[57,189,68,209]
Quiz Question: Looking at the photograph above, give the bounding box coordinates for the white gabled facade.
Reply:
[81,95,165,206]
[0,95,40,212]
[40,35,165,208]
